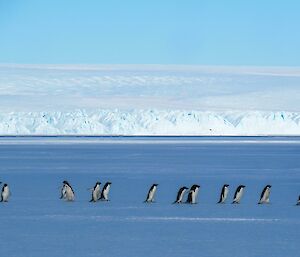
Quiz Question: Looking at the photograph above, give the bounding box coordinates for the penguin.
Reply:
[100,182,112,201]
[90,182,101,202]
[1,183,10,202]
[258,185,271,204]
[173,186,188,204]
[144,184,158,203]
[297,195,300,206]
[60,180,75,201]
[60,180,67,199]
[217,184,229,203]
[232,185,246,204]
[186,184,200,204]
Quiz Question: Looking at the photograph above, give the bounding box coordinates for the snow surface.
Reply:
[1,64,300,135]
[0,137,299,257]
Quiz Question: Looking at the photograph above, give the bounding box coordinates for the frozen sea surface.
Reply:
[0,136,299,257]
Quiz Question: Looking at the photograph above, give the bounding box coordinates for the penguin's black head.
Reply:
[192,184,200,189]
[153,183,158,186]
[107,182,112,185]
[63,180,69,184]
[224,184,229,187]
[241,185,246,188]
[3,183,7,187]
[183,186,189,190]
[96,181,101,185]
[266,185,272,188]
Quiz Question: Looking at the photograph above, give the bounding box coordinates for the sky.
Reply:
[0,0,299,66]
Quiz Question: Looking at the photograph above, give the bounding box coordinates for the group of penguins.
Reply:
[59,181,300,205]
[1,181,300,205]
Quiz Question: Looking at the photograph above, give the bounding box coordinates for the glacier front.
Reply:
[0,110,299,135]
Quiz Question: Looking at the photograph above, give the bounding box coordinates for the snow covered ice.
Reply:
[0,109,300,135]
[0,137,299,257]
[0,64,300,135]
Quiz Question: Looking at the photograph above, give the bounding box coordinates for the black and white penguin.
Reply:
[90,182,101,202]
[60,180,67,199]
[60,180,75,201]
[232,185,246,204]
[217,184,229,203]
[296,195,300,206]
[186,184,200,204]
[173,186,189,204]
[258,185,271,204]
[1,183,10,202]
[144,184,158,203]
[100,182,112,201]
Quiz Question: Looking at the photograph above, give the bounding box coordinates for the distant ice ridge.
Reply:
[1,64,300,112]
[0,109,299,135]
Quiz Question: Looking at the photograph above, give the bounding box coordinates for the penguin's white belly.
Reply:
[235,188,244,203]
[178,190,186,202]
[192,188,199,204]
[102,186,110,200]
[223,188,229,201]
[148,188,156,201]
[65,187,74,201]
[93,187,101,201]
[2,187,10,201]
[261,189,270,203]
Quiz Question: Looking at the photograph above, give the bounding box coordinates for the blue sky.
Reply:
[0,0,299,65]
